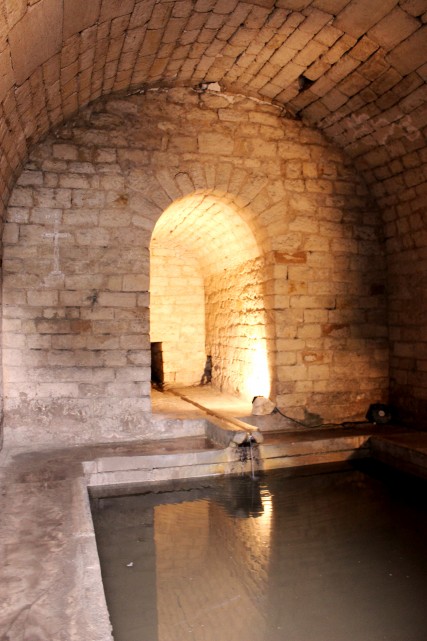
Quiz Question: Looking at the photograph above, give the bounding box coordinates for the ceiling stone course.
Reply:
[0,0,424,241]
[333,0,399,38]
[8,0,62,85]
[63,0,101,40]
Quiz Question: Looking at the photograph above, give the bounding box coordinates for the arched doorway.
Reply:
[150,192,271,400]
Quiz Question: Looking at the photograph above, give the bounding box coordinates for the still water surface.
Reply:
[91,462,427,641]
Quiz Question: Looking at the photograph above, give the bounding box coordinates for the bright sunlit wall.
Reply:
[150,193,272,398]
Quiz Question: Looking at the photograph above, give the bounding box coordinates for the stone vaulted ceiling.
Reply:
[0,0,426,226]
[152,193,260,274]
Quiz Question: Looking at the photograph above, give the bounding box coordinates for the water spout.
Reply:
[237,434,258,480]
[249,439,256,481]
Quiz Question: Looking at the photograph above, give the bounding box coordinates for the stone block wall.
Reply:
[3,175,152,444]
[365,114,427,426]
[150,244,206,386]
[2,87,388,446]
[205,256,272,400]
[0,0,425,441]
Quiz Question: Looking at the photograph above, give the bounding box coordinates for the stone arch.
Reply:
[2,88,389,447]
[150,190,273,398]
[0,0,426,440]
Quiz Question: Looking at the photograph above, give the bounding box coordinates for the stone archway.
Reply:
[150,191,271,399]
[2,87,388,448]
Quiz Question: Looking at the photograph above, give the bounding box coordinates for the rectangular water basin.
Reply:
[91,461,427,641]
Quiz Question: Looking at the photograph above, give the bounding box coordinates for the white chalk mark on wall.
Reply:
[345,112,420,145]
[43,215,70,277]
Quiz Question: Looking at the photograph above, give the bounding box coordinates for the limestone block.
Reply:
[2,317,22,334]
[298,324,322,339]
[123,274,149,291]
[276,338,306,352]
[59,174,91,189]
[27,290,58,306]
[26,333,52,349]
[50,335,91,365]
[323,33,357,64]
[63,210,99,226]
[387,26,427,75]
[276,351,298,366]
[128,193,162,220]
[17,170,44,188]
[105,381,150,397]
[9,0,63,84]
[98,209,131,227]
[314,23,342,46]
[2,223,19,244]
[369,7,420,50]
[72,189,105,208]
[97,292,136,308]
[290,295,336,309]
[68,162,96,174]
[33,188,71,209]
[9,187,34,207]
[2,347,24,368]
[278,141,311,159]
[0,47,13,101]
[6,207,29,223]
[198,132,234,155]
[277,364,308,381]
[59,290,91,306]
[63,0,101,39]
[100,0,134,23]
[333,0,399,39]
[86,335,120,350]
[75,228,111,246]
[115,367,151,382]
[306,177,334,193]
[294,40,327,66]
[35,382,80,398]
[4,0,26,29]
[306,364,331,380]
[3,331,27,348]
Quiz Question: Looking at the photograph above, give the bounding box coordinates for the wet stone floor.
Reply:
[91,461,427,641]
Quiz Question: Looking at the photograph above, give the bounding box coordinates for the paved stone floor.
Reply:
[151,385,252,419]
[1,391,427,641]
[0,435,216,641]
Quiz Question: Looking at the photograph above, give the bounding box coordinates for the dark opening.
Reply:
[151,342,164,389]
[298,74,314,91]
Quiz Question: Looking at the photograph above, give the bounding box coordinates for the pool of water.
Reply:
[91,461,427,641]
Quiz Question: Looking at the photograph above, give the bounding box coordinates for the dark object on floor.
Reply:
[200,355,212,385]
[366,403,393,424]
[151,342,164,389]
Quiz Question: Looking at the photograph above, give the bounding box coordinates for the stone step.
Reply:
[370,432,427,479]
[84,428,375,489]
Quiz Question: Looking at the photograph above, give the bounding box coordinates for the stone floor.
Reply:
[2,389,427,641]
[151,385,252,419]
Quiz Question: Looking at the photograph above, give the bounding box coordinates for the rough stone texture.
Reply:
[8,0,63,85]
[0,1,425,435]
[150,243,206,385]
[3,89,388,446]
[1,428,426,641]
[205,256,273,400]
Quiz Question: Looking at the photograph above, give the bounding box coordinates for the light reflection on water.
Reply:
[91,463,427,641]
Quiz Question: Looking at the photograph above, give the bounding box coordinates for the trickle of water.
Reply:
[237,438,258,480]
[249,440,256,481]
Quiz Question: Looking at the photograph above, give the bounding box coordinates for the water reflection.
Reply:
[91,463,427,641]
[154,476,273,641]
